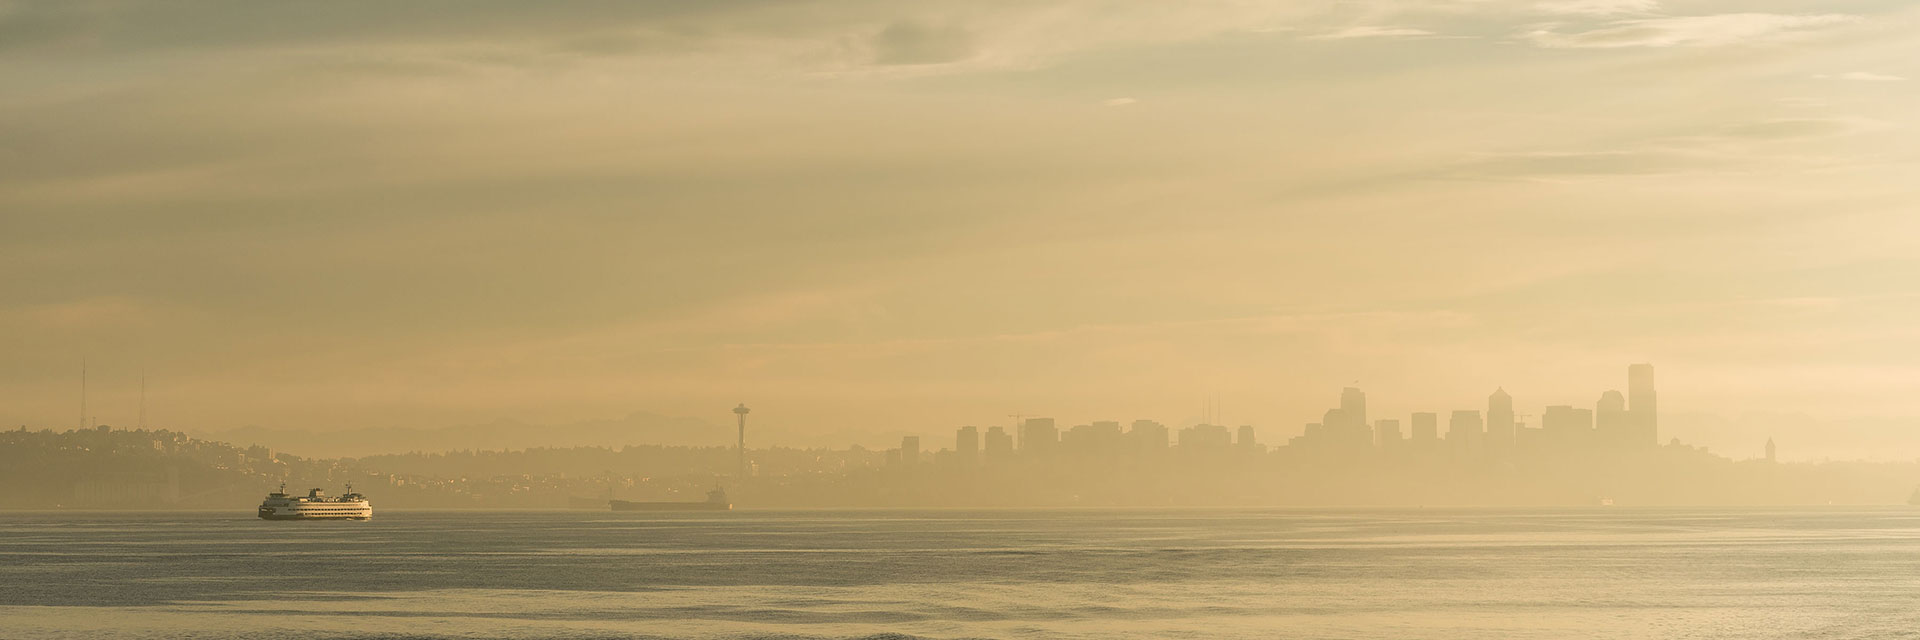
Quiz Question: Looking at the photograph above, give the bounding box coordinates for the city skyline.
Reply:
[928,363,1671,462]
[33,359,1904,462]
[13,360,1904,510]
[97,361,1864,465]
[19,346,1915,461]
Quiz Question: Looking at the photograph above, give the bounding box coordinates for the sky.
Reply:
[3,0,1919,459]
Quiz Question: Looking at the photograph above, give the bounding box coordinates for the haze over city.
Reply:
[6,0,1920,462]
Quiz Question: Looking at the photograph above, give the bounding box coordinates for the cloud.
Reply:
[1535,0,1660,16]
[1832,71,1907,82]
[0,1,1329,77]
[1307,26,1436,40]
[1102,97,1137,107]
[870,21,975,65]
[1713,117,1869,141]
[1440,115,1874,180]
[1524,13,1859,48]
[15,297,138,329]
[1442,150,1704,179]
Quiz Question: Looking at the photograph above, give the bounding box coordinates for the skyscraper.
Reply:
[1301,422,1325,445]
[1178,423,1233,450]
[984,426,1013,459]
[1019,418,1058,454]
[1411,412,1438,444]
[1628,363,1657,448]
[1340,387,1367,432]
[1082,420,1124,455]
[1486,388,1515,454]
[1236,425,1258,450]
[1121,418,1167,453]
[900,436,920,466]
[1596,390,1628,449]
[1375,419,1403,447]
[955,426,979,465]
[1541,405,1593,451]
[1448,410,1482,449]
[1129,419,1169,452]
[1323,408,1350,435]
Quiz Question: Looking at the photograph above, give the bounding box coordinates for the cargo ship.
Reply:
[258,483,372,520]
[610,487,731,511]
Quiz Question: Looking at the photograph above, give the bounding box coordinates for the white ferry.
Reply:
[257,483,372,520]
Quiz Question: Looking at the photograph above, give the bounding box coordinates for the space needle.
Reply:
[733,403,750,482]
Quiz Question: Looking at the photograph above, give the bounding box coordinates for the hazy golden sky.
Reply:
[4,1,1917,457]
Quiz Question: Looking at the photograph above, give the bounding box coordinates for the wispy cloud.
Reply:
[1433,113,1878,181]
[1712,117,1875,141]
[1443,150,1704,179]
[870,21,976,66]
[1524,13,1858,48]
[1102,97,1138,107]
[1535,0,1661,16]
[1829,71,1907,82]
[1307,26,1435,41]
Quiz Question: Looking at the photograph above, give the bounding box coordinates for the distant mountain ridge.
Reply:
[196,412,730,459]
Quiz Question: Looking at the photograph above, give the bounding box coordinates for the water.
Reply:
[4,508,1919,639]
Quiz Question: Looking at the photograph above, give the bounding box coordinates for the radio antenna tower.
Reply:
[80,358,87,430]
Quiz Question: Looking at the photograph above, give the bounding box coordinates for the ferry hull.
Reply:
[258,511,371,521]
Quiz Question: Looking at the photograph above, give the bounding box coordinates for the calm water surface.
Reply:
[3,508,1918,639]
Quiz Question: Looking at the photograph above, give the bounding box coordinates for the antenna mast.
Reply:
[80,358,87,430]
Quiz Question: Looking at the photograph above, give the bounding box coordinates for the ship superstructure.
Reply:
[258,483,372,520]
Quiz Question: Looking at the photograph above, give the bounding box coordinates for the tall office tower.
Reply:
[1448,410,1483,449]
[900,436,920,466]
[1765,437,1776,463]
[1322,408,1350,438]
[983,426,1014,459]
[1089,420,1124,455]
[1019,417,1058,454]
[1541,405,1594,451]
[955,426,979,465]
[1596,390,1628,449]
[1341,387,1368,430]
[1302,422,1326,444]
[1237,425,1258,450]
[1411,412,1438,443]
[1375,419,1403,447]
[1486,388,1515,454]
[1178,423,1234,450]
[1060,424,1089,451]
[1129,419,1170,452]
[1628,363,1657,448]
